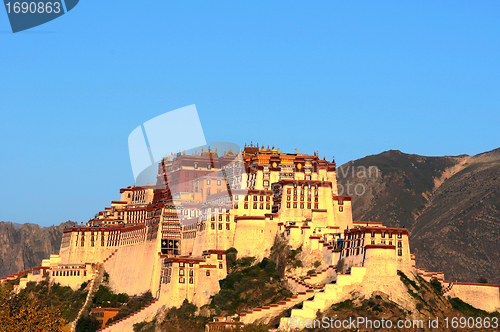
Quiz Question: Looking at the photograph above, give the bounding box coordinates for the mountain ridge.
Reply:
[0,220,77,278]
[337,147,500,284]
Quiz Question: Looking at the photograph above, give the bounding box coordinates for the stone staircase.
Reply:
[69,265,101,332]
[442,282,454,296]
[96,299,163,332]
[287,265,336,293]
[280,267,367,325]
[69,250,118,332]
[240,265,337,325]
[239,289,318,324]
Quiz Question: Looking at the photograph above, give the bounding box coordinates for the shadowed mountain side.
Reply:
[411,148,500,284]
[337,148,500,284]
[0,220,77,278]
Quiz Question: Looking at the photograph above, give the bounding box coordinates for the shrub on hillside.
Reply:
[92,285,129,308]
[211,257,292,314]
[430,278,442,293]
[478,276,488,284]
[226,247,238,269]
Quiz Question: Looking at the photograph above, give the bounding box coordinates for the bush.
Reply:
[226,247,238,268]
[416,302,424,311]
[430,278,442,293]
[397,270,420,291]
[306,269,316,276]
[211,257,291,314]
[76,314,101,332]
[92,285,129,308]
[313,261,321,268]
[478,276,488,284]
[79,281,89,291]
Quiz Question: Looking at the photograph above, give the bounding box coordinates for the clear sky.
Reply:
[1,1,499,227]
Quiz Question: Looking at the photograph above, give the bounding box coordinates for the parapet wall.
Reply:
[451,283,500,313]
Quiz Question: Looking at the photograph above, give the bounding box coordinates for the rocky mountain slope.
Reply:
[0,221,77,278]
[337,148,500,284]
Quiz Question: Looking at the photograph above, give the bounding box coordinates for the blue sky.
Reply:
[1,1,499,226]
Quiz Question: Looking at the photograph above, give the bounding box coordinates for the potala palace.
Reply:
[3,144,499,331]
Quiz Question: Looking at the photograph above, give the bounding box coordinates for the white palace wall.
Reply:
[451,283,500,313]
[106,240,161,296]
[233,216,279,260]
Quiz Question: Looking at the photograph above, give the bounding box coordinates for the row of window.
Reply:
[245,195,271,202]
[210,215,231,221]
[243,203,271,210]
[210,223,231,230]
[52,270,86,277]
[346,232,404,240]
[287,189,319,196]
[287,195,319,202]
[286,202,320,209]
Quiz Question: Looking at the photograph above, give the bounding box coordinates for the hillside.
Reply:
[0,220,77,278]
[337,148,500,284]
